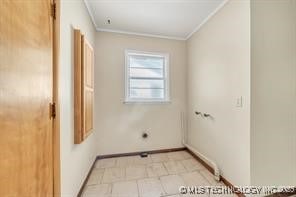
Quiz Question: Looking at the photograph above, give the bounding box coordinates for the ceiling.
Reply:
[84,0,227,40]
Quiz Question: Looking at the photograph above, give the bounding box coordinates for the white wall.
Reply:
[186,0,251,186]
[60,1,97,196]
[95,32,187,155]
[250,0,296,186]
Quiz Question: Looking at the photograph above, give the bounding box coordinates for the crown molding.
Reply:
[96,28,186,41]
[83,0,98,29]
[185,0,229,40]
[84,0,229,41]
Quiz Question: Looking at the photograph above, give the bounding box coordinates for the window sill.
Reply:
[123,100,171,104]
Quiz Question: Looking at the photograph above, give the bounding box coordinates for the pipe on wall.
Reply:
[181,111,221,181]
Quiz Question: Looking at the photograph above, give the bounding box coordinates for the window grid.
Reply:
[125,50,169,103]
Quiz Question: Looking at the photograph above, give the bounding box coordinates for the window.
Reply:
[125,50,170,103]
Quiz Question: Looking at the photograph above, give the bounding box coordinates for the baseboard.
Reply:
[97,147,186,159]
[186,147,215,175]
[77,147,186,196]
[77,158,97,197]
[185,148,246,197]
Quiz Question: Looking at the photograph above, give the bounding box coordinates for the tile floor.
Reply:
[82,151,236,197]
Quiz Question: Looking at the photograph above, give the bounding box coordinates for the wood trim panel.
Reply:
[74,29,83,144]
[81,34,85,139]
[74,31,94,144]
[53,0,61,196]
[81,36,94,139]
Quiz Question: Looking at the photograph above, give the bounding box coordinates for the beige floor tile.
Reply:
[84,153,223,197]
[126,165,147,180]
[102,167,125,183]
[151,153,170,163]
[111,180,138,197]
[137,177,166,197]
[181,171,210,187]
[87,168,105,185]
[199,170,220,186]
[146,163,168,177]
[82,184,111,197]
[116,156,135,167]
[179,151,193,159]
[181,159,206,172]
[96,158,117,169]
[133,156,152,165]
[163,161,187,175]
[160,175,186,195]
[167,152,186,161]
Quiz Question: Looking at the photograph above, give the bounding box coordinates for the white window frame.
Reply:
[124,49,170,104]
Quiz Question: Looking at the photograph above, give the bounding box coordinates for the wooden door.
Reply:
[0,0,54,196]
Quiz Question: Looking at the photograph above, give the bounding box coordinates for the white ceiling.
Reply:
[84,0,227,40]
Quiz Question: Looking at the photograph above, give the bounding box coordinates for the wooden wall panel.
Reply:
[84,90,93,137]
[84,39,93,88]
[82,35,94,139]
[74,29,94,144]
[74,29,83,144]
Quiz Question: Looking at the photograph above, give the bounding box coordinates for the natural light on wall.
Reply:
[124,50,170,103]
